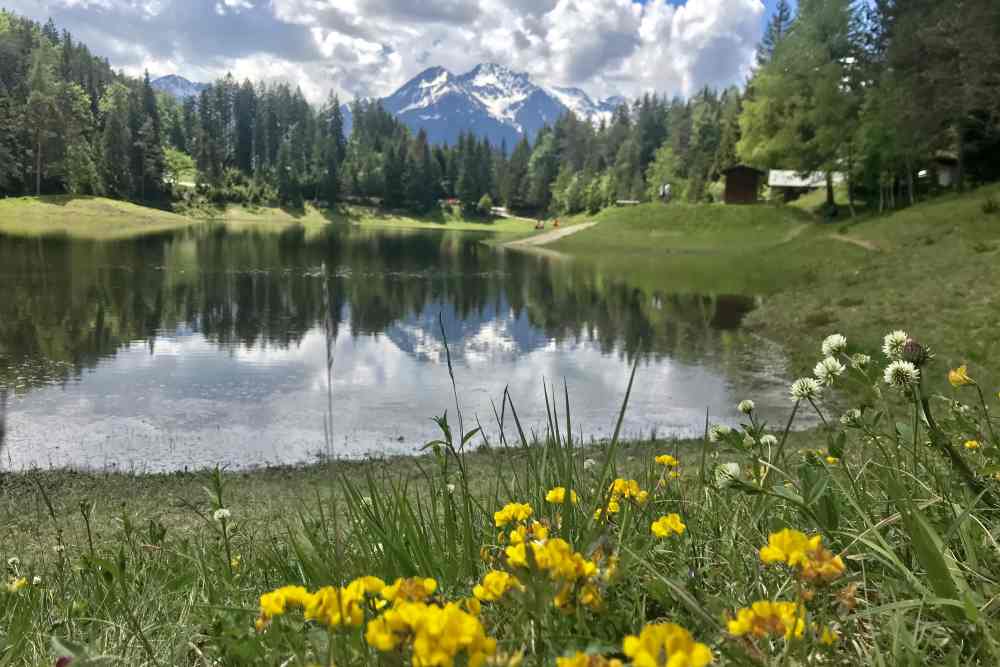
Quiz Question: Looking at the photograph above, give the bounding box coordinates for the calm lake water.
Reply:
[0,223,800,472]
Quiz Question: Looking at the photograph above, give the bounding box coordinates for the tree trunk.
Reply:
[35,136,42,197]
[825,171,834,208]
[956,128,965,192]
[907,161,915,207]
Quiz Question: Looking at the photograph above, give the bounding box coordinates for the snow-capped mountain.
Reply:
[151,75,208,100]
[380,63,624,146]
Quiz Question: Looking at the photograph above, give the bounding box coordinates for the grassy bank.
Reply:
[0,196,197,239]
[551,186,1000,393]
[0,196,549,240]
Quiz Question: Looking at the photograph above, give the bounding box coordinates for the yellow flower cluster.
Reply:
[964,440,982,450]
[948,365,975,387]
[365,599,497,666]
[545,486,579,505]
[759,529,845,583]
[623,622,714,667]
[651,514,686,538]
[556,652,624,667]
[382,577,438,603]
[473,570,522,602]
[494,502,533,527]
[594,479,649,520]
[505,536,603,609]
[655,454,679,468]
[727,600,806,640]
[256,576,387,631]
[506,520,549,545]
[4,577,27,593]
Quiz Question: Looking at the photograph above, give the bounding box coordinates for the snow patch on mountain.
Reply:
[151,75,208,100]
[381,63,624,145]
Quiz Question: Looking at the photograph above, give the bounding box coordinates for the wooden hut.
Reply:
[722,165,764,204]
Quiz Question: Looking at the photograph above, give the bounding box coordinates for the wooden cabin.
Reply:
[722,166,764,204]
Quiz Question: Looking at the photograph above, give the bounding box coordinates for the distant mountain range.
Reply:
[151,74,208,100]
[152,64,624,146]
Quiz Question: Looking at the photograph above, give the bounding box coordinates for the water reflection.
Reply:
[0,224,798,471]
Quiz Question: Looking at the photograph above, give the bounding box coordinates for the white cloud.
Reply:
[6,0,766,103]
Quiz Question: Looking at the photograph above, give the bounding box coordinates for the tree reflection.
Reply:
[0,226,755,393]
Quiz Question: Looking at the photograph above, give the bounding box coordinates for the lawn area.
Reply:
[0,195,197,239]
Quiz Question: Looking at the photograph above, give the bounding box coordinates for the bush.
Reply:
[982,196,998,215]
[477,194,494,216]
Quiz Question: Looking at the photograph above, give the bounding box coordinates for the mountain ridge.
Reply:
[152,64,624,146]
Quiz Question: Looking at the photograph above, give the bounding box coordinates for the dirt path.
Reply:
[505,222,598,247]
[827,234,880,251]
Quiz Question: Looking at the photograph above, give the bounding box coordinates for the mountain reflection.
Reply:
[0,224,756,393]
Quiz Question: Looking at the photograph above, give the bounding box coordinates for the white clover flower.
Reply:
[213,508,231,522]
[790,378,823,401]
[840,409,863,427]
[882,330,909,360]
[714,462,742,489]
[850,353,871,370]
[6,557,19,569]
[822,334,848,357]
[884,360,920,389]
[446,483,456,495]
[738,400,755,415]
[760,434,779,448]
[32,576,41,586]
[583,458,597,470]
[708,424,733,443]
[814,356,846,386]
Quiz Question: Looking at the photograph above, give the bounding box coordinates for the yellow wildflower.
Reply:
[494,502,533,527]
[381,577,437,604]
[825,456,840,465]
[473,570,522,602]
[948,365,975,387]
[306,584,368,627]
[623,622,713,667]
[655,454,679,468]
[365,600,497,666]
[651,514,686,538]
[256,585,315,629]
[727,601,806,640]
[545,487,579,505]
[964,440,982,450]
[556,652,624,667]
[760,529,845,584]
[508,521,549,545]
[819,625,839,646]
[5,577,27,594]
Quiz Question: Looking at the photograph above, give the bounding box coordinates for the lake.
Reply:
[0,222,800,472]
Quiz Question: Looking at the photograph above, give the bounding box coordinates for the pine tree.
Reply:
[99,82,132,197]
[25,43,60,195]
[758,0,794,66]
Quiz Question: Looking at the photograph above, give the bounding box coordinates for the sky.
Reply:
[3,0,791,103]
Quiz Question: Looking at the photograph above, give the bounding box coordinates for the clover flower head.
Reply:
[840,409,862,427]
[583,458,597,470]
[790,378,823,401]
[213,508,231,522]
[760,434,779,448]
[32,576,41,586]
[446,483,456,494]
[821,334,848,357]
[882,330,909,360]
[850,353,871,370]
[708,424,732,443]
[738,400,755,415]
[715,462,741,489]
[814,357,846,386]
[883,360,920,389]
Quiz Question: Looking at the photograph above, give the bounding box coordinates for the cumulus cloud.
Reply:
[5,0,766,103]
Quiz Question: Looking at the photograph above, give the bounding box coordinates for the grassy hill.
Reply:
[552,186,1000,393]
[0,195,196,239]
